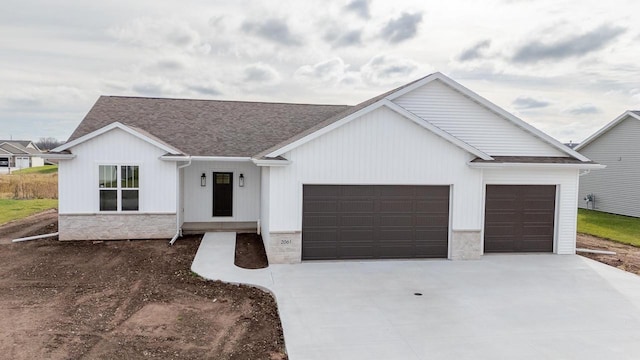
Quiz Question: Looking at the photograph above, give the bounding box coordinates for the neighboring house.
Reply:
[576,110,640,217]
[49,72,600,263]
[0,140,45,171]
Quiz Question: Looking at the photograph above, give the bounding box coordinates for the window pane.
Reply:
[121,166,139,188]
[99,165,117,188]
[99,190,117,211]
[122,190,139,211]
[215,173,231,184]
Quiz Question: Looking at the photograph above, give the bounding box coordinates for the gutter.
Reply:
[170,158,192,245]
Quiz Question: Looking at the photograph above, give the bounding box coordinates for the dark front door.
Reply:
[484,185,556,253]
[212,172,233,217]
[302,185,450,260]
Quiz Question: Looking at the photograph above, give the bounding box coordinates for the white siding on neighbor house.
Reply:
[58,128,177,214]
[31,157,45,167]
[393,79,566,157]
[483,168,580,255]
[267,106,484,233]
[183,160,260,222]
[578,117,640,217]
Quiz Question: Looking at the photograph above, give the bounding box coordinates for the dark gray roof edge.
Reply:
[100,95,350,108]
[471,156,596,164]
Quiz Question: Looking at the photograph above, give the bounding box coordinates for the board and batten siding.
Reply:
[578,117,640,217]
[182,160,260,222]
[393,79,566,157]
[58,128,177,214]
[266,106,484,234]
[483,168,580,254]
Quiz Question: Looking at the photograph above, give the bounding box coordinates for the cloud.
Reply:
[325,29,362,48]
[512,96,550,109]
[512,25,626,63]
[244,63,280,84]
[295,58,350,83]
[568,104,601,115]
[458,40,491,61]
[360,54,422,85]
[108,18,201,49]
[154,59,186,71]
[344,0,370,19]
[380,12,423,44]
[187,85,222,96]
[241,18,301,46]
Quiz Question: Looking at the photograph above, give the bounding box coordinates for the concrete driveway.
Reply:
[192,233,640,360]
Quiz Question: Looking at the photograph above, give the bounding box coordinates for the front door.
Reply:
[212,172,233,217]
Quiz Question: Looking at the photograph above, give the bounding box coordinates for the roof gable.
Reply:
[67,96,350,157]
[575,111,640,151]
[54,122,183,154]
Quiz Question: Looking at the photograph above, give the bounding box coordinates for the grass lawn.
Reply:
[0,199,58,225]
[578,209,640,247]
[11,165,58,175]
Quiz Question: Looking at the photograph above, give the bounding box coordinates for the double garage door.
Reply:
[302,185,450,260]
[302,184,556,260]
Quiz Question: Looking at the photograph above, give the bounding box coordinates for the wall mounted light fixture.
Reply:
[239,173,245,187]
[201,173,206,187]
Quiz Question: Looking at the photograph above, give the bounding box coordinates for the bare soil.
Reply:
[235,233,269,269]
[577,233,640,276]
[0,214,287,360]
[0,208,58,244]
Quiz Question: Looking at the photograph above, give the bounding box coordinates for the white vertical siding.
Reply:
[267,106,484,233]
[393,80,566,157]
[183,160,260,222]
[578,117,640,217]
[483,168,580,254]
[58,128,176,214]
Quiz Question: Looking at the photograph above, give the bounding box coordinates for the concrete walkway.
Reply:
[191,232,640,360]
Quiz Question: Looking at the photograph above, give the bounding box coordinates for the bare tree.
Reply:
[36,137,63,150]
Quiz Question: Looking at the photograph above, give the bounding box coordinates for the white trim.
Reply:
[467,161,605,170]
[265,101,388,158]
[382,100,493,160]
[160,155,191,161]
[265,99,493,161]
[386,72,590,162]
[41,153,77,160]
[251,158,292,166]
[190,156,252,161]
[53,122,182,155]
[574,111,640,151]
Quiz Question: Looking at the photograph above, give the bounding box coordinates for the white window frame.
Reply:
[98,164,141,212]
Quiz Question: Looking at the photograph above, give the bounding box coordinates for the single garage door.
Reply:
[484,185,556,253]
[302,185,449,260]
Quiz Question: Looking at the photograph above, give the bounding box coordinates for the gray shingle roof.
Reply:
[68,97,351,157]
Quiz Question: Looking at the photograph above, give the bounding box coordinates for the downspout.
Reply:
[170,158,192,245]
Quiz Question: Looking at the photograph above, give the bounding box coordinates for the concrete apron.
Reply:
[191,232,640,360]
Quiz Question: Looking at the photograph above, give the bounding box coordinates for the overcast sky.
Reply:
[1,0,639,144]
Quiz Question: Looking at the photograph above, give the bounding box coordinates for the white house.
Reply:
[50,73,601,263]
[576,110,640,217]
[0,140,45,172]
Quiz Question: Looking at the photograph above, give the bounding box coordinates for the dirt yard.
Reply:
[0,216,286,359]
[577,233,640,276]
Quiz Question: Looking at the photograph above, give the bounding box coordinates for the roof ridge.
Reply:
[101,95,351,108]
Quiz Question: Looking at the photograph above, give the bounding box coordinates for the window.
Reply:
[99,165,139,211]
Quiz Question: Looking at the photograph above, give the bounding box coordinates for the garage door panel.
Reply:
[340,215,374,227]
[484,185,555,253]
[303,185,449,260]
[304,200,339,212]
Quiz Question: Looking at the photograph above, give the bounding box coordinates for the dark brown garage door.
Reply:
[302,185,449,260]
[484,185,556,253]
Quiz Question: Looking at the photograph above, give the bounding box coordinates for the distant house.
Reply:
[49,72,600,263]
[576,110,640,217]
[0,140,45,172]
